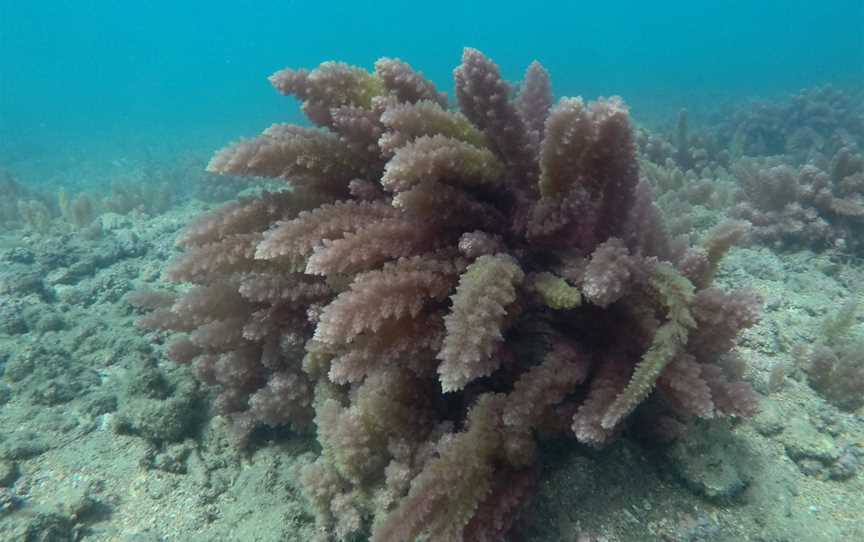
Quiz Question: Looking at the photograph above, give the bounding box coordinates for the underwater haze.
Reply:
[1,1,864,542]
[2,0,863,177]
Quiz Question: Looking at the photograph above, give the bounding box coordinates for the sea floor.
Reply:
[0,198,862,542]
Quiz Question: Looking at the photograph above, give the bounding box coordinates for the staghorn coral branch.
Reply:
[236,272,330,305]
[701,364,760,417]
[177,190,320,248]
[437,253,525,392]
[502,338,591,433]
[539,97,595,197]
[305,218,438,276]
[688,288,761,359]
[600,262,697,430]
[695,220,750,288]
[462,468,538,542]
[256,200,401,262]
[314,256,458,345]
[457,231,506,259]
[327,312,444,384]
[165,234,261,284]
[539,97,639,244]
[374,57,448,107]
[330,105,386,163]
[207,125,369,193]
[526,272,582,310]
[455,48,539,190]
[517,60,553,147]
[381,134,504,193]
[657,354,715,418]
[379,99,488,155]
[581,238,639,308]
[572,354,632,446]
[269,61,385,127]
[371,394,505,542]
[393,180,506,233]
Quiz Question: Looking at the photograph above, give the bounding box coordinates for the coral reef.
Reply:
[639,158,737,239]
[135,49,761,541]
[639,85,864,172]
[732,147,864,252]
[716,85,864,164]
[803,300,864,412]
[634,85,864,258]
[636,108,732,176]
[0,170,59,233]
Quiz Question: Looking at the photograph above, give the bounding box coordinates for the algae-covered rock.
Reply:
[0,296,30,335]
[0,268,47,298]
[115,362,202,443]
[120,531,163,542]
[0,430,50,460]
[81,391,118,417]
[24,513,77,542]
[752,401,786,436]
[0,487,21,516]
[779,416,840,479]
[666,423,756,503]
[146,441,194,474]
[0,383,11,405]
[0,458,18,486]
[45,482,101,520]
[2,511,78,542]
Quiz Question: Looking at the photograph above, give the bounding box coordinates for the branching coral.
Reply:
[803,300,864,412]
[733,147,864,252]
[718,85,864,163]
[136,49,761,541]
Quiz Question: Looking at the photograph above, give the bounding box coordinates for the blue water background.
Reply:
[1,0,862,185]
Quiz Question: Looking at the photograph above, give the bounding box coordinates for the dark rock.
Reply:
[781,419,837,462]
[3,247,35,264]
[752,401,785,436]
[3,352,35,383]
[779,417,840,478]
[116,371,202,443]
[125,363,171,400]
[82,393,118,417]
[0,459,18,486]
[829,448,860,481]
[0,430,50,460]
[113,230,144,257]
[120,532,163,542]
[149,442,193,474]
[21,512,78,541]
[666,423,754,503]
[0,487,21,516]
[0,269,46,297]
[0,297,29,334]
[31,380,77,406]
[33,312,65,333]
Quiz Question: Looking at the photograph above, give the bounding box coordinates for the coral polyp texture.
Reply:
[137,49,761,541]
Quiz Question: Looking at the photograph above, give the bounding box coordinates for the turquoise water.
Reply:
[1,3,864,541]
[2,0,862,181]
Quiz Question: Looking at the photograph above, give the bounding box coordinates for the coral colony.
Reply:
[135,49,761,541]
